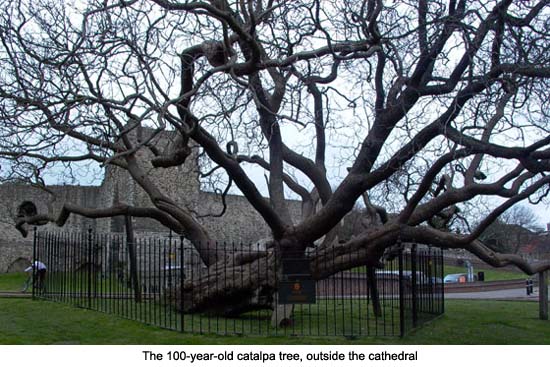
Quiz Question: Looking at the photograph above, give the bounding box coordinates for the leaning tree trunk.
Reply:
[169,249,278,316]
[168,239,387,321]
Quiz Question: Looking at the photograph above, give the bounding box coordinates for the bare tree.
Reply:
[480,205,543,253]
[1,0,550,319]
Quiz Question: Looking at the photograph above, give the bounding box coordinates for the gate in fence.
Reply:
[32,230,444,337]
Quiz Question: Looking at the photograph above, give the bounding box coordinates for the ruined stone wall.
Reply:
[0,131,306,271]
[95,129,201,235]
[197,191,302,243]
[0,184,101,272]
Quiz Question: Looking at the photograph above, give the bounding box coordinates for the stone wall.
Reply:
[0,240,33,274]
[0,183,101,272]
[197,191,302,243]
[0,132,305,272]
[95,130,201,235]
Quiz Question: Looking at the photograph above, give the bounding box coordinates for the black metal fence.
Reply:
[32,230,444,337]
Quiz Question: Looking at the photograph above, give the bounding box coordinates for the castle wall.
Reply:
[95,130,201,235]
[196,191,302,243]
[0,131,305,271]
[0,184,101,272]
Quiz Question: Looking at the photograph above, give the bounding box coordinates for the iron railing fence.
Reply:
[32,230,444,337]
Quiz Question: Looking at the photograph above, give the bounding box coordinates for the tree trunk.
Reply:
[167,241,386,321]
[169,250,278,316]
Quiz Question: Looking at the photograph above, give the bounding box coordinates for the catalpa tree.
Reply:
[1,0,550,320]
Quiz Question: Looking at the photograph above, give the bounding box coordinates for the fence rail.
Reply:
[32,230,444,337]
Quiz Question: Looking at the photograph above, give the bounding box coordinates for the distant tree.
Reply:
[480,205,543,253]
[1,0,550,320]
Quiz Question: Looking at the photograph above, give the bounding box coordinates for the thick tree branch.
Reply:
[402,225,550,274]
[16,203,183,238]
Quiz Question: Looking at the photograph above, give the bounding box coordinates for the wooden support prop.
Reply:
[271,294,294,327]
[125,215,142,303]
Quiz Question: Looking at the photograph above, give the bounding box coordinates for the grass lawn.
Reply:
[352,262,526,282]
[0,298,548,344]
[0,272,28,292]
[443,265,525,281]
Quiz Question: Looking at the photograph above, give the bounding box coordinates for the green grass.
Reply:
[1,272,545,344]
[0,271,131,293]
[408,300,550,344]
[351,264,526,282]
[0,271,404,337]
[443,265,525,281]
[0,272,28,291]
[26,295,403,337]
[0,298,548,344]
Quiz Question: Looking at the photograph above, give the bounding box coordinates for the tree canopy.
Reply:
[1,0,550,275]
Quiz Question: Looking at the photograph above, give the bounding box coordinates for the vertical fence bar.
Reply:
[87,228,92,309]
[54,232,59,301]
[398,246,405,337]
[48,231,52,298]
[43,232,48,299]
[98,233,101,313]
[147,237,152,326]
[124,234,128,319]
[43,232,47,298]
[56,232,61,301]
[79,231,82,306]
[48,232,53,298]
[40,232,45,299]
[235,241,242,334]
[56,232,60,302]
[169,238,174,330]
[440,249,445,314]
[62,232,67,304]
[410,244,417,329]
[139,238,144,323]
[210,242,215,335]
[69,232,74,306]
[26,230,446,339]
[241,242,246,335]
[32,228,37,299]
[93,232,97,311]
[179,234,184,333]
[113,235,117,317]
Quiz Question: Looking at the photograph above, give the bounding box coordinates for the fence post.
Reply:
[539,271,548,320]
[440,249,445,314]
[411,244,418,328]
[398,246,405,337]
[179,234,185,333]
[32,227,37,299]
[87,228,92,309]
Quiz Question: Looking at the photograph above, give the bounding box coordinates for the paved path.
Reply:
[0,291,32,298]
[2,288,547,301]
[445,287,548,301]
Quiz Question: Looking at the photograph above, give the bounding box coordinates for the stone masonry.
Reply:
[0,132,301,272]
